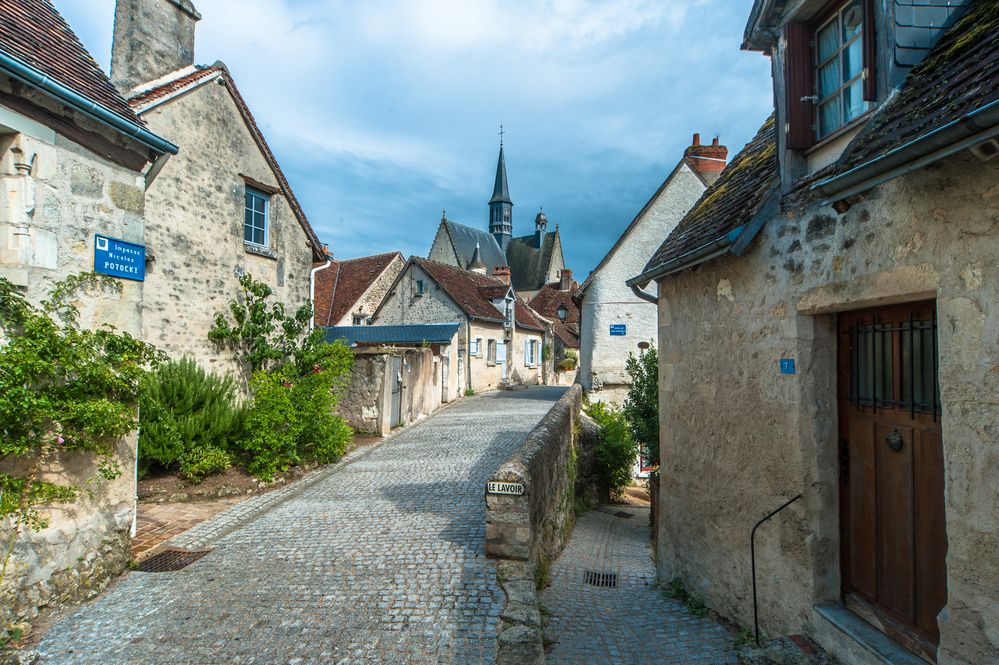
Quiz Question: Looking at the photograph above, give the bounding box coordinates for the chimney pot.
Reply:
[559,269,573,291]
[712,137,719,146]
[492,266,511,286]
[692,133,700,146]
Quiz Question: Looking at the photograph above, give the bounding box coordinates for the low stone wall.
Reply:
[485,384,582,665]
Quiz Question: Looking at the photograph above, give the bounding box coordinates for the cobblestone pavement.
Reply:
[542,505,738,665]
[36,387,566,665]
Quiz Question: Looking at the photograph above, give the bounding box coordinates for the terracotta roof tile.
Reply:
[834,0,999,173]
[314,251,403,326]
[515,299,546,333]
[412,258,507,322]
[642,115,778,274]
[0,0,142,124]
[529,282,580,347]
[128,66,220,109]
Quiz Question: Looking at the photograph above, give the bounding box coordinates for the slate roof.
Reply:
[490,145,512,205]
[641,115,778,275]
[323,323,460,347]
[438,220,507,273]
[412,257,507,322]
[506,231,558,292]
[515,299,546,333]
[529,282,580,348]
[833,0,999,173]
[0,0,142,124]
[313,252,403,327]
[127,64,325,259]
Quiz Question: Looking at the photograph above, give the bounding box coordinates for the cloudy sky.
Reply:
[57,0,774,279]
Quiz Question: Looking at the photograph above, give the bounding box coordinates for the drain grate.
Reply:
[614,511,634,519]
[137,548,211,572]
[584,570,618,588]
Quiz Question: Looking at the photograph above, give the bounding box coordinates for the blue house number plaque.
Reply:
[779,358,796,375]
[609,324,627,336]
[94,234,145,281]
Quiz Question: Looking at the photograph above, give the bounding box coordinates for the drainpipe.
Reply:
[466,319,473,391]
[309,256,333,331]
[132,406,141,538]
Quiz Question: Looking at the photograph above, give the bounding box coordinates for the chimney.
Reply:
[492,266,511,286]
[684,133,728,184]
[111,0,202,92]
[559,269,573,291]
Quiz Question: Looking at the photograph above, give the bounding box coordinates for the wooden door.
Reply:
[390,355,403,428]
[837,302,947,662]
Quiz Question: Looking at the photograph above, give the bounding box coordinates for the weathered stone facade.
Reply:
[579,160,705,403]
[654,153,999,665]
[134,75,319,380]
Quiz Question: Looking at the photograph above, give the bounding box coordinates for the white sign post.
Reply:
[487,481,525,496]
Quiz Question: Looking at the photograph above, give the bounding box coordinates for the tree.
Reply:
[623,345,659,469]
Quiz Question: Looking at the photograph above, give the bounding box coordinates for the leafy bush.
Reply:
[556,348,578,372]
[586,401,638,497]
[138,358,245,480]
[624,345,659,468]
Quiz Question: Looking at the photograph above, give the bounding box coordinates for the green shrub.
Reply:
[586,401,637,497]
[624,345,659,469]
[240,341,353,480]
[464,387,475,397]
[138,358,245,479]
[556,348,578,372]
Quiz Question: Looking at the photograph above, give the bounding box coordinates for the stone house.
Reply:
[312,251,405,327]
[578,135,725,404]
[373,257,547,392]
[0,0,177,632]
[110,0,327,376]
[627,2,998,663]
[529,269,581,384]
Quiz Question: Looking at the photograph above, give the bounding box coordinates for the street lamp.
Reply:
[557,304,568,321]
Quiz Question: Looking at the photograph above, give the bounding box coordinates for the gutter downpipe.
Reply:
[814,99,999,203]
[0,52,179,157]
[309,257,333,331]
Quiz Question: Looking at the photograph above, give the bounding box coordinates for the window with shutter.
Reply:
[784,21,814,149]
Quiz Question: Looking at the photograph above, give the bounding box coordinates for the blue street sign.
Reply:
[94,234,145,281]
[609,324,627,336]
[779,358,796,375]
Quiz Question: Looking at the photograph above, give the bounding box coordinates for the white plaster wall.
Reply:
[580,164,704,402]
[467,320,506,392]
[510,331,544,385]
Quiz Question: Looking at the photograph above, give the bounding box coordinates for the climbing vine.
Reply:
[0,274,162,591]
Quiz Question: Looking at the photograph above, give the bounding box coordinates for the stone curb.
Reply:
[495,560,545,665]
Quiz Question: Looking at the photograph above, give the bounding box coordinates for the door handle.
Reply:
[886,429,903,452]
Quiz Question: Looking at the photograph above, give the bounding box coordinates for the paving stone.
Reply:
[35,387,566,664]
[541,505,738,665]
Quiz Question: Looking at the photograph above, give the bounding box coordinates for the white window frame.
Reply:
[470,337,482,357]
[813,0,867,139]
[487,339,497,365]
[244,186,270,247]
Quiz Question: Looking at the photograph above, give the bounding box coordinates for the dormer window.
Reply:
[815,1,867,138]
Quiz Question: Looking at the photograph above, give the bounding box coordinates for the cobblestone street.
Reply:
[36,387,565,665]
[542,505,737,665]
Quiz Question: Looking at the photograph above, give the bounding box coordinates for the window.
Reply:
[814,0,867,138]
[415,279,425,297]
[524,339,539,367]
[244,186,269,246]
[352,314,364,325]
[487,339,497,365]
[470,337,482,356]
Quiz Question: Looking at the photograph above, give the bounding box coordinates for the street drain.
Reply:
[584,570,618,588]
[137,548,212,572]
[614,511,634,519]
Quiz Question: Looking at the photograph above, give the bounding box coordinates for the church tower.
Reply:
[488,132,513,253]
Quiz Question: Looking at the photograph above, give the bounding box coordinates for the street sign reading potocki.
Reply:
[94,234,145,281]
[487,481,525,496]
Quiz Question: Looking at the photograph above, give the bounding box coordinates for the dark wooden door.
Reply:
[837,302,947,663]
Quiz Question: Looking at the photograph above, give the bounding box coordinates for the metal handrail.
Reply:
[751,494,802,645]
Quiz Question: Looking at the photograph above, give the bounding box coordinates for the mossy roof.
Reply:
[641,114,778,274]
[834,0,999,172]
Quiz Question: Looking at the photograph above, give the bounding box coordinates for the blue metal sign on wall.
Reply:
[94,234,145,281]
[609,324,627,336]
[779,358,796,375]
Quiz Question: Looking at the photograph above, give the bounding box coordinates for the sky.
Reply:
[56,0,774,280]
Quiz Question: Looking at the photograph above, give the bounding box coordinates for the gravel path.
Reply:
[36,387,566,665]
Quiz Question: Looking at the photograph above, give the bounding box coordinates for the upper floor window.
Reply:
[415,279,425,296]
[244,187,269,246]
[815,1,867,138]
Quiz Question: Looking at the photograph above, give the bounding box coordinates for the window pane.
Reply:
[901,319,940,412]
[843,79,865,123]
[817,19,840,63]
[254,228,264,245]
[244,223,253,242]
[842,37,863,81]
[818,60,841,99]
[841,1,863,42]
[818,98,840,137]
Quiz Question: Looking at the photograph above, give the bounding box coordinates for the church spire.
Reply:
[489,126,513,252]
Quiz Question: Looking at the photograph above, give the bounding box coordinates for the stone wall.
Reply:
[137,77,315,384]
[654,151,999,665]
[467,321,506,392]
[329,254,405,326]
[579,162,703,403]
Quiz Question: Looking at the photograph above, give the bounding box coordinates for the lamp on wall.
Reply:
[557,304,568,321]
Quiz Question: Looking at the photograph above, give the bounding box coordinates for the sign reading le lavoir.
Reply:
[487,481,525,496]
[94,234,145,281]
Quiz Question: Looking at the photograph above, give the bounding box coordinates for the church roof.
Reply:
[506,230,558,292]
[0,0,144,125]
[411,257,508,323]
[489,145,512,205]
[439,219,507,273]
[313,251,403,327]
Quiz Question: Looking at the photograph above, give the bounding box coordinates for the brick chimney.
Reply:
[111,0,201,93]
[684,133,728,184]
[559,269,573,291]
[492,266,511,286]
